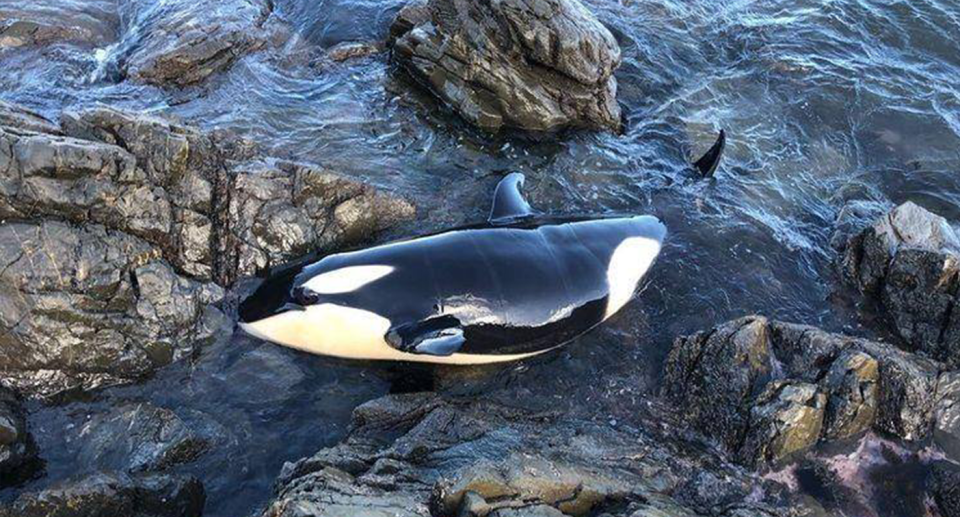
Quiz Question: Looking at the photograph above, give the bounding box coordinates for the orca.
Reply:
[238,174,671,365]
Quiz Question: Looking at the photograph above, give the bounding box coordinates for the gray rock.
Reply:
[117,0,272,87]
[0,101,60,135]
[264,393,795,517]
[0,385,36,481]
[75,403,221,473]
[390,0,622,133]
[934,370,960,459]
[0,0,118,48]
[929,461,960,517]
[0,471,204,517]
[839,202,960,365]
[0,220,224,397]
[663,316,944,468]
[737,381,825,468]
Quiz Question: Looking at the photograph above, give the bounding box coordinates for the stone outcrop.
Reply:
[0,102,414,397]
[117,0,273,87]
[0,0,119,48]
[0,385,36,483]
[262,393,798,517]
[839,201,960,366]
[0,471,204,517]
[390,0,622,133]
[662,316,949,467]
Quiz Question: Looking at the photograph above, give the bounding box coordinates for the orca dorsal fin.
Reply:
[489,173,535,223]
[694,129,726,177]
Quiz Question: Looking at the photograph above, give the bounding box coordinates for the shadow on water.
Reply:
[1,0,960,514]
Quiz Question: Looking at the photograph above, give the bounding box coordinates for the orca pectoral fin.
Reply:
[489,172,535,223]
[693,129,726,178]
[385,316,466,357]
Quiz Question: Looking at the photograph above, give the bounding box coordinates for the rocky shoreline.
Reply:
[2,0,960,516]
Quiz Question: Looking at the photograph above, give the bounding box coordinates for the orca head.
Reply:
[238,263,398,359]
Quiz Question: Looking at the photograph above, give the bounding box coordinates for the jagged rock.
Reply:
[117,0,272,87]
[0,0,118,48]
[663,316,944,468]
[0,103,413,396]
[737,381,825,467]
[390,0,622,133]
[0,471,204,517]
[264,393,795,517]
[935,371,960,459]
[0,385,36,482]
[0,221,225,397]
[226,159,415,280]
[0,101,60,134]
[820,351,878,440]
[929,461,960,517]
[327,42,381,62]
[73,403,221,473]
[839,202,960,365]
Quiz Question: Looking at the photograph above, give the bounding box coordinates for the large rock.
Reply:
[263,393,794,517]
[0,471,204,517]
[0,0,119,48]
[0,103,414,397]
[0,385,37,482]
[390,0,622,133]
[663,316,946,468]
[0,101,60,134]
[839,202,960,365]
[116,0,272,87]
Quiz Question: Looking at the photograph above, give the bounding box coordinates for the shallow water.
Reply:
[2,0,960,514]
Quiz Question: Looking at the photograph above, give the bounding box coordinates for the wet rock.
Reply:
[0,0,118,48]
[75,403,221,473]
[326,42,381,62]
[0,104,413,396]
[663,316,943,468]
[118,0,272,87]
[265,392,793,517]
[0,385,37,482]
[839,202,960,365]
[934,371,960,459]
[0,100,60,134]
[0,471,204,517]
[737,381,826,467]
[929,460,960,517]
[226,159,415,280]
[390,0,622,133]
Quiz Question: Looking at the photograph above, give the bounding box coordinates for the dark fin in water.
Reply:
[694,130,726,177]
[489,172,535,223]
[386,315,466,356]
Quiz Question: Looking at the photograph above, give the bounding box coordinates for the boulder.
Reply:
[663,316,945,468]
[390,0,622,133]
[0,101,60,134]
[929,461,960,517]
[263,392,794,517]
[839,202,960,365]
[0,471,204,517]
[116,0,272,87]
[0,385,37,482]
[0,0,118,48]
[0,102,414,397]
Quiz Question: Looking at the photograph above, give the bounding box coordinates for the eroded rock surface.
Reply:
[116,0,272,87]
[840,201,960,365]
[0,471,204,517]
[0,102,414,397]
[0,0,119,48]
[263,393,798,517]
[390,0,622,133]
[663,316,947,467]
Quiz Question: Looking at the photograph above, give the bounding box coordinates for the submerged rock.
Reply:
[118,0,272,87]
[0,385,36,482]
[839,201,960,365]
[0,102,414,397]
[0,0,119,48]
[663,316,946,467]
[263,393,796,517]
[390,0,622,133]
[0,471,204,517]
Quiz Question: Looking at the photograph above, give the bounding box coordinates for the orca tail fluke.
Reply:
[694,129,726,178]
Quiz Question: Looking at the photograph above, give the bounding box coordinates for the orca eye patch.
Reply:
[301,265,395,294]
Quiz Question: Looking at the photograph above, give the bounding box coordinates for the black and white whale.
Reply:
[238,173,677,364]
